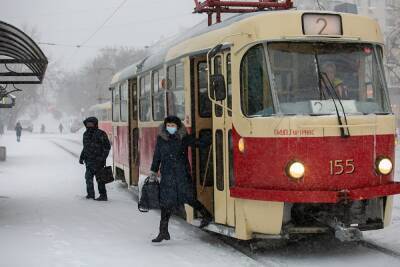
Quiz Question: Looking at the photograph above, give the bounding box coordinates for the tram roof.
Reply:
[0,20,48,85]
[89,101,112,111]
[110,11,262,87]
[110,10,381,87]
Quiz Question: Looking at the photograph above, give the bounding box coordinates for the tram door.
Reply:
[129,78,139,186]
[191,57,214,216]
[211,51,235,226]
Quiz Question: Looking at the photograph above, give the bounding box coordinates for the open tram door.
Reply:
[188,47,235,227]
[129,78,139,186]
[208,48,235,227]
[189,56,214,219]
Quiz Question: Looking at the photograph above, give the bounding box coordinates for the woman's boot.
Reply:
[192,201,212,228]
[199,207,212,228]
[152,220,170,242]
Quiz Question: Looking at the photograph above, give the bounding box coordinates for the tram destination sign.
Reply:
[302,13,343,36]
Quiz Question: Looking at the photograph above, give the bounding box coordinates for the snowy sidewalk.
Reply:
[0,133,256,267]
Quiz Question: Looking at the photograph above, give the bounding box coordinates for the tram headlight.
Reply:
[286,161,305,179]
[238,138,245,153]
[376,157,393,175]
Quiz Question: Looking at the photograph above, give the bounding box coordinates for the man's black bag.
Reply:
[138,177,160,212]
[96,166,114,184]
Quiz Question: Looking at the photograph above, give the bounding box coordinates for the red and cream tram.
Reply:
[88,102,112,141]
[109,5,400,241]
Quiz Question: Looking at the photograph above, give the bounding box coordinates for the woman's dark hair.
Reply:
[164,116,182,128]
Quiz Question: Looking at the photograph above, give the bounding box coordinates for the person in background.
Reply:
[0,121,4,135]
[150,115,212,243]
[59,123,64,134]
[15,121,22,142]
[79,117,111,201]
[321,62,348,99]
[40,124,46,134]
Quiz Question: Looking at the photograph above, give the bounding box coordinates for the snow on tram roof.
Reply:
[110,12,259,87]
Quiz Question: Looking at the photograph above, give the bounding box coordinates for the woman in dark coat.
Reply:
[150,115,212,243]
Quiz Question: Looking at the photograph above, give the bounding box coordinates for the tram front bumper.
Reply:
[230,182,400,203]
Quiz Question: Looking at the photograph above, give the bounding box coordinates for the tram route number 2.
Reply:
[329,159,355,175]
[302,14,342,36]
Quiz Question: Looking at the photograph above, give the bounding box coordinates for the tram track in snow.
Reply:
[359,240,400,259]
[50,140,80,158]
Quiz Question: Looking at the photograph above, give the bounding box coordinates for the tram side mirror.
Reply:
[208,44,223,59]
[210,74,226,101]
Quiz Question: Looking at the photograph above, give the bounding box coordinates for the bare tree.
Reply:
[54,47,146,117]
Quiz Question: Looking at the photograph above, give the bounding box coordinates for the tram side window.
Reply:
[121,81,129,122]
[215,130,224,191]
[139,73,151,121]
[226,54,232,117]
[112,86,120,122]
[199,129,213,187]
[99,110,105,121]
[132,80,138,119]
[152,69,166,121]
[213,56,223,117]
[198,62,211,117]
[240,45,273,117]
[107,108,112,121]
[167,63,185,120]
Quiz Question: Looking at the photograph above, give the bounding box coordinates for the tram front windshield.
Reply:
[240,42,391,116]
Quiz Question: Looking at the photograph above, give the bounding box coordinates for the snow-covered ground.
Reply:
[0,132,400,267]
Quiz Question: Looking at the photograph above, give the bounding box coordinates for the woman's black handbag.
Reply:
[138,177,160,212]
[96,166,114,184]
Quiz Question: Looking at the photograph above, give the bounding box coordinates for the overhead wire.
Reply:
[315,0,325,10]
[37,11,193,50]
[78,0,129,48]
[62,0,128,68]
[37,42,100,48]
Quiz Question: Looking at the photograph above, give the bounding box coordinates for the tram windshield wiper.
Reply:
[314,54,350,138]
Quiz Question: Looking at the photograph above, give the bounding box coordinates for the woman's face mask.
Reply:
[166,126,177,135]
[166,122,178,135]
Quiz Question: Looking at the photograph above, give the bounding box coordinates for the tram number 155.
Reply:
[329,159,355,175]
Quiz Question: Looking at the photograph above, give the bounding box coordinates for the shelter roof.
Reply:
[0,20,48,85]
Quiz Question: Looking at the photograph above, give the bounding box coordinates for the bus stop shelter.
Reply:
[0,20,48,159]
[0,20,48,107]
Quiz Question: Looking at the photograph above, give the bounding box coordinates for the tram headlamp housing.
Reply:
[238,138,245,153]
[286,161,305,180]
[376,157,393,175]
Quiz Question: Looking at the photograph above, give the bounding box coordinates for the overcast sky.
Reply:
[0,0,204,70]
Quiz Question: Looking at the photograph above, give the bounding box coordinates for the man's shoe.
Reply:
[95,195,108,201]
[86,195,95,199]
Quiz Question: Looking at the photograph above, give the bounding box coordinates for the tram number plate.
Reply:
[302,14,342,35]
[330,159,355,175]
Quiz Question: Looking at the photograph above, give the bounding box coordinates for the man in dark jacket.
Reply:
[79,117,111,201]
